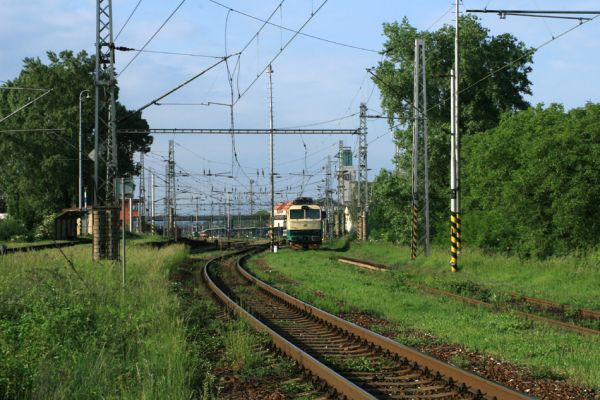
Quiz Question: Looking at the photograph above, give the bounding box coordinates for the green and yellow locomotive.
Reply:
[285,197,324,249]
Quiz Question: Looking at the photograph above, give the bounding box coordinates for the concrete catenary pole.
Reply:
[450,1,461,272]
[139,152,145,233]
[78,89,89,210]
[268,64,275,251]
[412,39,430,257]
[151,172,155,234]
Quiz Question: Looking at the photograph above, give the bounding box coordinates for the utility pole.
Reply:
[164,162,170,237]
[92,0,119,260]
[195,196,199,236]
[139,152,145,233]
[121,177,126,287]
[226,191,231,239]
[249,179,255,215]
[357,103,368,241]
[128,197,133,233]
[268,64,275,251]
[411,38,430,259]
[450,1,461,272]
[151,172,155,234]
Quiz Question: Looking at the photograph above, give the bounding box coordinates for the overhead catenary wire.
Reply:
[119,0,187,76]
[0,89,53,124]
[124,55,236,119]
[280,113,358,129]
[233,0,329,106]
[115,47,224,59]
[208,0,379,53]
[115,0,143,41]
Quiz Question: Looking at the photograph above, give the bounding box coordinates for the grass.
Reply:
[0,241,193,399]
[327,240,600,311]
[247,247,600,389]
[173,252,322,399]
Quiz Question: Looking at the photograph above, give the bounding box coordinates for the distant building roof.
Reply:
[273,201,293,214]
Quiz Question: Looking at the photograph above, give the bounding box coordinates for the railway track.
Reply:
[0,240,85,255]
[204,248,532,400]
[337,256,600,336]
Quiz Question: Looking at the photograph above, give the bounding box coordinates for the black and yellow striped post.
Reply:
[450,211,458,272]
[456,212,461,251]
[411,203,418,260]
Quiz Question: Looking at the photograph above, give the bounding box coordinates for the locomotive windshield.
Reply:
[306,209,321,219]
[289,208,321,219]
[290,209,304,219]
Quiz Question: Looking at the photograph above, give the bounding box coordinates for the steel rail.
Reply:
[203,249,378,400]
[338,256,390,271]
[235,257,532,400]
[0,241,83,256]
[512,294,600,320]
[418,285,600,336]
[335,257,600,336]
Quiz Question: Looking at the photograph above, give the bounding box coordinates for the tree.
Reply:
[0,50,152,229]
[369,16,534,244]
[463,103,600,257]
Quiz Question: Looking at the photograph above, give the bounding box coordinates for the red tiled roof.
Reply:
[274,201,293,212]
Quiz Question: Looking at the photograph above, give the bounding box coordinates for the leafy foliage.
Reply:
[0,50,152,229]
[0,218,29,241]
[369,16,534,245]
[463,103,600,257]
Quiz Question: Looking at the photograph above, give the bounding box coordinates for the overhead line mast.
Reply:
[268,64,275,252]
[450,1,460,272]
[93,0,119,260]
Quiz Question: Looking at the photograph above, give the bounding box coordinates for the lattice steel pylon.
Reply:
[166,140,176,238]
[357,103,368,241]
[336,141,343,236]
[325,155,333,240]
[93,0,119,260]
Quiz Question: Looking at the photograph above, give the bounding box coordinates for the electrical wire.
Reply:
[115,0,143,41]
[119,0,187,76]
[125,55,234,119]
[279,113,358,129]
[208,0,378,53]
[233,0,329,106]
[116,47,224,58]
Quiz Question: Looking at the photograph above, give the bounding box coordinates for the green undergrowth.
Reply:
[0,242,192,399]
[329,240,600,311]
[247,248,600,389]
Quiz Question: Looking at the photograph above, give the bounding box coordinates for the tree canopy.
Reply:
[0,50,152,228]
[463,103,600,258]
[369,16,534,243]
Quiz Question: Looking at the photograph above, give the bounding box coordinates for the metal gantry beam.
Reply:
[117,128,360,135]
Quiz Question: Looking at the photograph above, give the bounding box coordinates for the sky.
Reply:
[1,0,599,216]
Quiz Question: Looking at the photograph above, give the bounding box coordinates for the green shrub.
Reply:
[0,218,29,241]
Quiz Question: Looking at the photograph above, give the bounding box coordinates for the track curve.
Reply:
[204,248,533,400]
